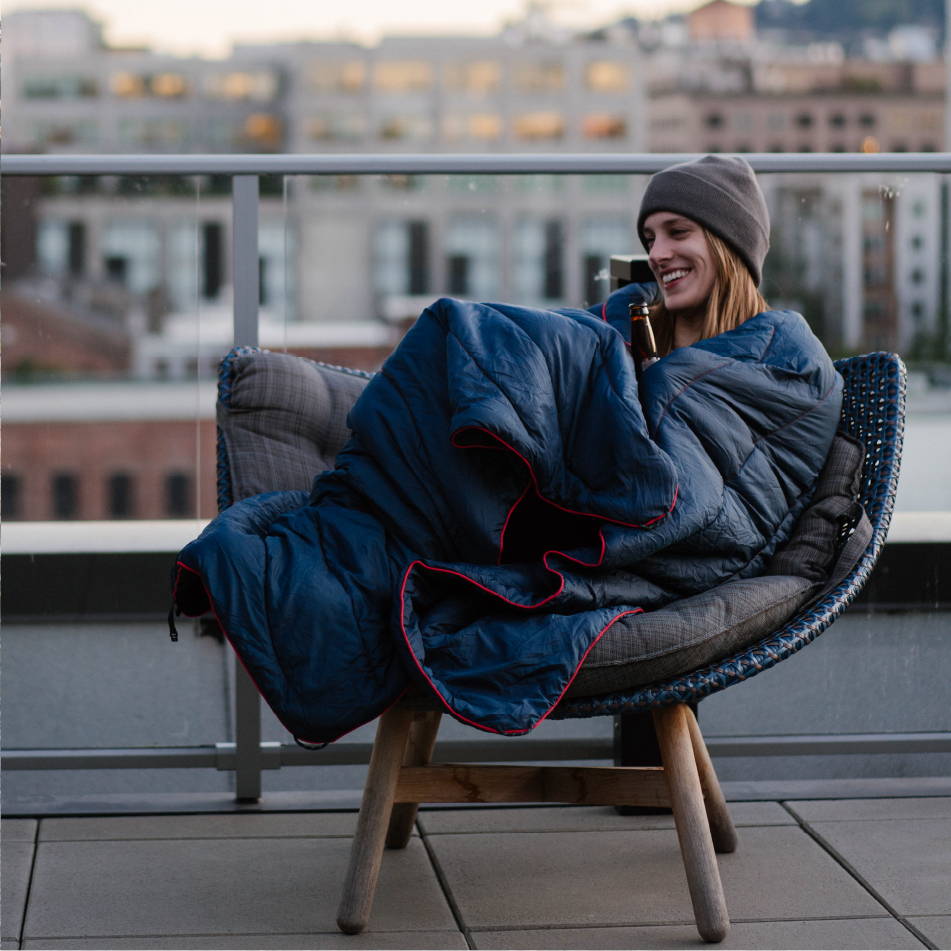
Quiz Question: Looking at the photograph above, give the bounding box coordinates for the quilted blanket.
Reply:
[173,294,842,743]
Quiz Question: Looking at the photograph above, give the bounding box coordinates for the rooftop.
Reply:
[4,797,949,949]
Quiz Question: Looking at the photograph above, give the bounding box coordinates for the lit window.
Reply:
[514,62,564,91]
[309,61,366,92]
[585,61,629,92]
[206,71,278,101]
[152,73,189,97]
[375,61,432,91]
[242,114,282,149]
[582,115,627,139]
[445,61,500,92]
[469,114,502,139]
[111,72,147,98]
[514,112,564,140]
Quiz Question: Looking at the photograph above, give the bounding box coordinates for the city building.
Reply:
[3,4,948,520]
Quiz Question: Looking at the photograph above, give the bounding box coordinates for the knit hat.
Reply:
[637,155,770,285]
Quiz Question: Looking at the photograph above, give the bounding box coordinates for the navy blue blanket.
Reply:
[174,294,842,743]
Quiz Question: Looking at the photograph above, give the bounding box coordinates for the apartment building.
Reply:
[4,4,948,520]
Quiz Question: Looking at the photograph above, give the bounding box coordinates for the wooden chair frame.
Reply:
[337,701,735,942]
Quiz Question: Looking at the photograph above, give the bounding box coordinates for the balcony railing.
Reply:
[4,152,951,809]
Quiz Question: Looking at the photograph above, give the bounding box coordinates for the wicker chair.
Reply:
[213,348,905,943]
[333,352,906,943]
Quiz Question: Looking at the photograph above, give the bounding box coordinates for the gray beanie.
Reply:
[637,155,770,285]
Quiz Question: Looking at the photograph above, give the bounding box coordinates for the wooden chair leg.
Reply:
[653,704,730,944]
[686,706,737,855]
[337,704,414,935]
[386,709,442,849]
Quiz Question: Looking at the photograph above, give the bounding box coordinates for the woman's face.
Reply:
[643,212,717,319]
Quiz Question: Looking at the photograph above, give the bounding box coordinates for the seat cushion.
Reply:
[567,432,867,698]
[218,350,370,504]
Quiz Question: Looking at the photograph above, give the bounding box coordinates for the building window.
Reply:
[585,61,629,92]
[444,217,499,300]
[372,220,430,298]
[380,116,432,141]
[704,112,724,129]
[108,473,135,519]
[375,61,432,91]
[152,73,189,97]
[582,115,627,139]
[204,71,278,101]
[444,61,500,93]
[911,234,924,250]
[307,115,366,143]
[512,218,564,303]
[52,472,79,520]
[829,113,846,128]
[514,112,564,141]
[858,113,876,128]
[468,114,502,139]
[308,61,365,92]
[514,61,564,91]
[241,114,282,150]
[910,268,925,284]
[795,112,814,128]
[165,472,192,518]
[2,474,22,520]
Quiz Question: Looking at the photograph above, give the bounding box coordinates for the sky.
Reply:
[6,0,760,57]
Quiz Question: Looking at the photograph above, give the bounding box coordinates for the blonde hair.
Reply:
[650,228,768,356]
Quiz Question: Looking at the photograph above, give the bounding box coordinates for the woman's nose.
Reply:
[648,238,670,270]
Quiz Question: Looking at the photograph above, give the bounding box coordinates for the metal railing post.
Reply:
[231,173,263,800]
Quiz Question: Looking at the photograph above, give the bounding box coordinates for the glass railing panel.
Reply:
[2,159,949,808]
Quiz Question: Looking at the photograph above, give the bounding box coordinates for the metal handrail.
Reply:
[4,151,951,176]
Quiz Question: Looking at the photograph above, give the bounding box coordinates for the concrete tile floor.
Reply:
[2,799,948,950]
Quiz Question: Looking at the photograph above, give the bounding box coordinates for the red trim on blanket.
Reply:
[452,425,678,540]
[398,556,643,735]
[173,560,402,747]
[497,481,532,566]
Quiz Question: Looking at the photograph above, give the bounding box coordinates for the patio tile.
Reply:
[1,842,34,941]
[23,836,455,940]
[908,915,951,948]
[418,802,792,835]
[2,821,37,843]
[807,817,951,916]
[428,825,884,930]
[471,917,925,949]
[786,797,951,822]
[22,930,466,949]
[38,812,359,841]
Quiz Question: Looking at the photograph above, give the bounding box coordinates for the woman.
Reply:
[174,155,842,744]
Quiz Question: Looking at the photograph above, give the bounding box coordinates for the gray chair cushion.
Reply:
[567,432,867,698]
[219,350,370,503]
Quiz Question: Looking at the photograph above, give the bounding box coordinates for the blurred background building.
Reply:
[2,0,949,520]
